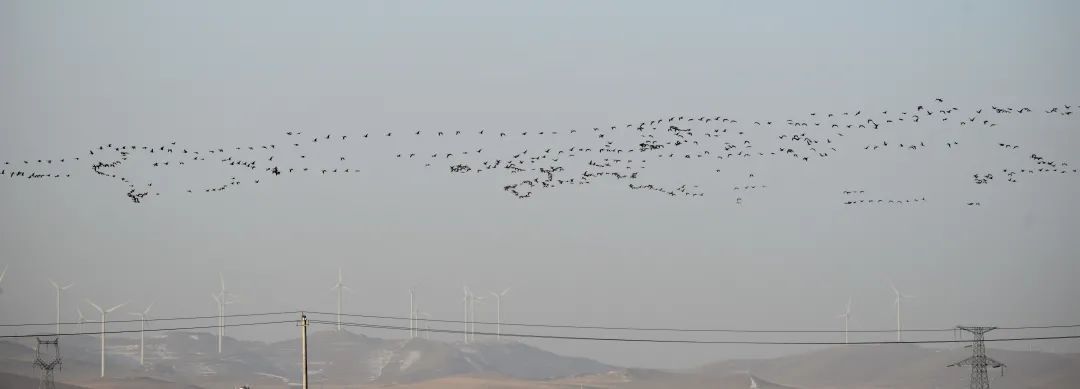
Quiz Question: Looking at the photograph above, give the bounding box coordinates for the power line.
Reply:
[4,309,1079,336]
[306,310,1080,334]
[310,319,1080,346]
[3,315,1077,346]
[0,320,296,339]
[0,310,301,328]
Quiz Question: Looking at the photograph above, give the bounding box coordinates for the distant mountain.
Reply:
[0,330,614,387]
[0,371,87,389]
[697,344,1080,389]
[265,330,615,384]
[5,332,1076,388]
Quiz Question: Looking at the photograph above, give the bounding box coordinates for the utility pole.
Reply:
[948,326,1005,389]
[34,337,61,389]
[299,313,309,389]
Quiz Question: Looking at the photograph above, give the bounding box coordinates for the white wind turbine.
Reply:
[75,306,88,324]
[49,279,74,335]
[330,268,352,332]
[838,297,852,344]
[129,303,154,366]
[213,273,238,353]
[409,287,416,339]
[470,293,485,342]
[85,299,126,378]
[891,282,913,342]
[418,312,432,339]
[462,286,471,343]
[489,288,510,341]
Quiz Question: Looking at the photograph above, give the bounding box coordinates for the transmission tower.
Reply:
[33,337,62,389]
[948,326,1005,389]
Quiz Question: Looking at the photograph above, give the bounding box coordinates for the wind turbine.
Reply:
[749,374,759,389]
[418,312,432,339]
[49,279,73,335]
[409,287,416,339]
[86,299,126,378]
[891,282,913,342]
[75,306,88,324]
[489,288,510,341]
[213,273,237,353]
[838,297,852,344]
[330,268,352,332]
[470,293,485,342]
[0,264,7,295]
[462,286,471,343]
[129,303,153,366]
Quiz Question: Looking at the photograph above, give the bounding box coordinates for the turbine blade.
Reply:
[106,302,128,313]
[85,299,103,313]
[501,287,511,296]
[144,302,154,315]
[49,279,59,289]
[62,283,74,290]
[0,264,7,284]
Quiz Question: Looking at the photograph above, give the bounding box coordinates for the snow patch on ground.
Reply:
[462,355,484,372]
[367,348,395,381]
[255,372,289,383]
[399,350,422,371]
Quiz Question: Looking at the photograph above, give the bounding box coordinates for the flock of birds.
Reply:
[2,99,1077,206]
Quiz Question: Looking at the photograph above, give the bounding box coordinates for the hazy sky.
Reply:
[2,1,1079,369]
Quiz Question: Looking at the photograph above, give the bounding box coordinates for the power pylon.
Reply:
[33,337,61,389]
[948,326,1005,389]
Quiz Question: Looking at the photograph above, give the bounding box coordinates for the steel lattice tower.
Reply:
[33,337,62,389]
[948,326,1005,389]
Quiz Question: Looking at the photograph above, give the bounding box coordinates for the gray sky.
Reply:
[1,0,1079,369]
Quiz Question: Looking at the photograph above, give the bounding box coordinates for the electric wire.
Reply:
[0,319,297,339]
[305,310,1080,334]
[308,319,1080,346]
[0,310,302,328]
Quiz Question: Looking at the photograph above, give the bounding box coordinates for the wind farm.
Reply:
[3,1,1080,388]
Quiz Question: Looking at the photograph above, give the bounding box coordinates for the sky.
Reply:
[1,0,1080,369]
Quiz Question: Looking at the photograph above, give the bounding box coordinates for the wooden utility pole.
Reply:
[300,313,309,389]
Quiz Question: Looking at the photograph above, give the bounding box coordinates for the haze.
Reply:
[1,0,1079,370]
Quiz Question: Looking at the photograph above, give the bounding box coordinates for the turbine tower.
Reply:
[409,287,416,339]
[462,286,470,343]
[418,312,432,339]
[49,279,73,335]
[0,264,7,295]
[489,288,510,341]
[330,269,352,332]
[129,303,153,366]
[890,283,913,342]
[470,293,485,342]
[837,297,852,344]
[213,273,237,353]
[85,299,126,378]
